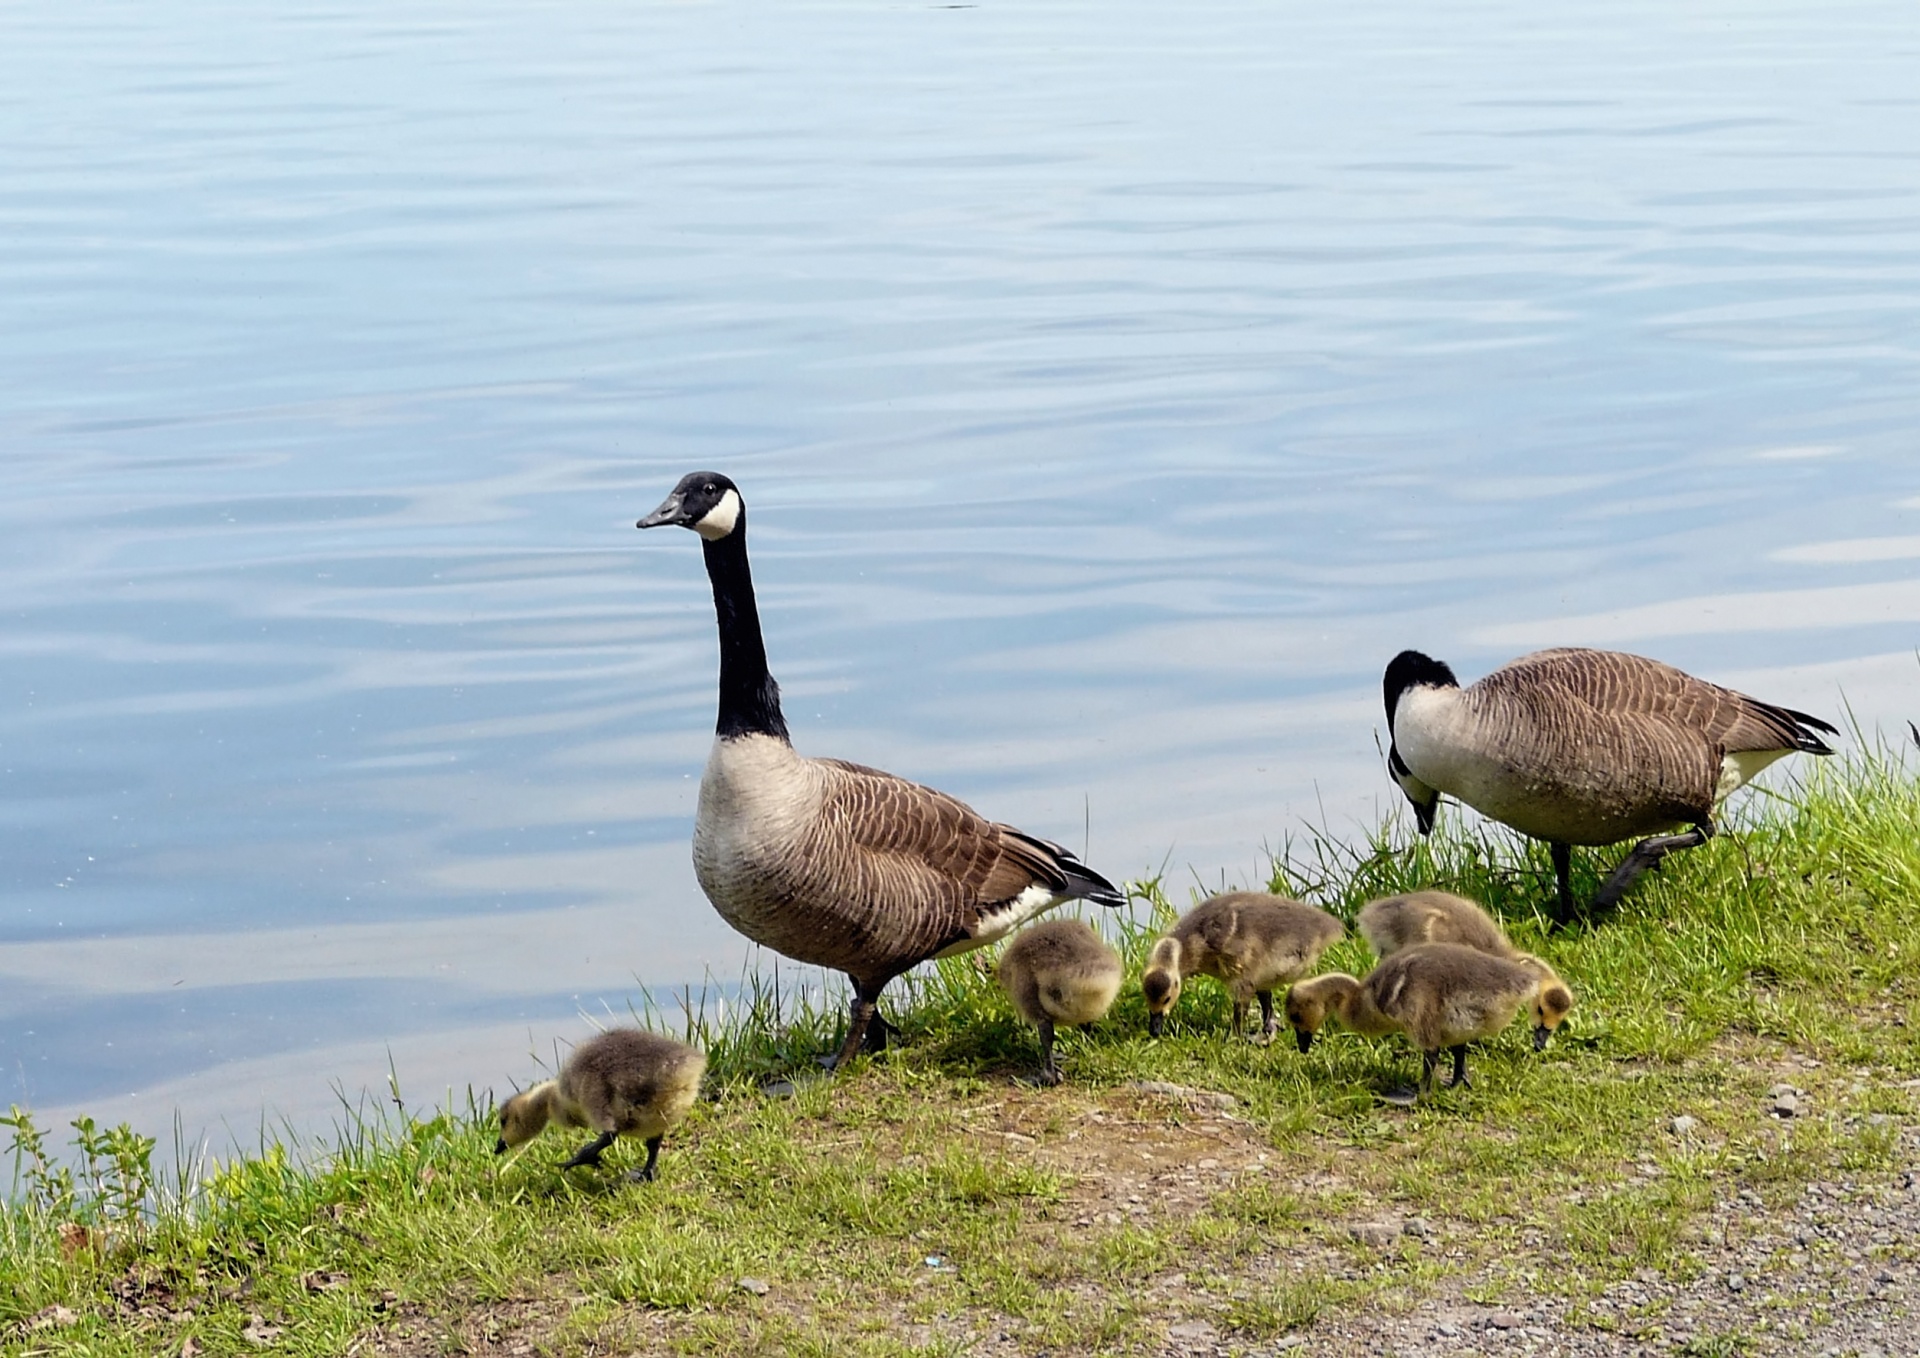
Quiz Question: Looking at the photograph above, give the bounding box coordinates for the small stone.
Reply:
[1487,1310,1520,1329]
[1436,1321,1460,1336]
[1727,1272,1746,1292]
[1348,1220,1400,1249]
[1402,1216,1433,1239]
[1273,1340,1306,1353]
[735,1277,770,1296]
[241,1315,282,1347]
[1772,1091,1800,1118]
[28,1306,80,1332]
[1166,1318,1218,1344]
[1129,1080,1237,1111]
[1670,1115,1698,1136]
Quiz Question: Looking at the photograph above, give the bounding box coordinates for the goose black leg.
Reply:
[1591,821,1714,913]
[1550,842,1575,926]
[824,976,893,1071]
[1447,1044,1470,1090]
[1255,990,1277,1043]
[626,1135,664,1183]
[562,1130,616,1170]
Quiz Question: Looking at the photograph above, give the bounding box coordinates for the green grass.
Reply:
[6,745,1920,1355]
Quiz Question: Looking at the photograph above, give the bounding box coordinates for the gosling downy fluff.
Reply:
[1140,891,1344,1041]
[496,1028,706,1181]
[998,918,1123,1086]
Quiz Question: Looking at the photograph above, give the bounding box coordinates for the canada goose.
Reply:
[638,472,1126,1070]
[997,918,1123,1085]
[1140,892,1344,1040]
[495,1028,706,1180]
[1384,648,1837,923]
[1357,890,1569,1027]
[1285,942,1574,1099]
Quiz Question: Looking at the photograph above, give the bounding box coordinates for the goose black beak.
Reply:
[1147,1012,1165,1039]
[494,1137,509,1155]
[1532,1025,1552,1052]
[637,493,687,530]
[1295,1030,1314,1055]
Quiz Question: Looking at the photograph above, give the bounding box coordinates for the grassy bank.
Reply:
[6,746,1920,1356]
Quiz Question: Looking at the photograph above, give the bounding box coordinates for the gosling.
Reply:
[1284,942,1575,1100]
[496,1028,706,1181]
[998,918,1123,1085]
[1356,890,1571,1031]
[1141,892,1344,1041]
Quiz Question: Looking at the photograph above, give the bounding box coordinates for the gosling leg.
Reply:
[1254,990,1277,1044]
[562,1130,616,1170]
[1447,1044,1471,1090]
[1418,1048,1442,1097]
[1033,1018,1063,1086]
[626,1135,664,1183]
[1591,822,1714,914]
[1230,998,1248,1039]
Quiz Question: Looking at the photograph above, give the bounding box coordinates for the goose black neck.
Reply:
[701,523,790,743]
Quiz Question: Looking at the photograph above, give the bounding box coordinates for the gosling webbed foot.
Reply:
[625,1135,664,1183]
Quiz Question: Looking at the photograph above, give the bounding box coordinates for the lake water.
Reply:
[3,0,1918,1147]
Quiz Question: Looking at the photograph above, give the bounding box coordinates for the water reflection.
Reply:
[1,0,1917,1144]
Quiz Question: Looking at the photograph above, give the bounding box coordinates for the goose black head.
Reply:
[638,472,744,541]
[1382,651,1454,835]
[1382,649,1458,731]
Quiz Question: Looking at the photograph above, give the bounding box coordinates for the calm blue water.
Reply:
[3,0,1918,1142]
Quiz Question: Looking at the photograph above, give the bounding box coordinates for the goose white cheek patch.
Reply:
[693,488,742,540]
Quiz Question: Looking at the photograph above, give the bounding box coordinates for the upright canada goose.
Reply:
[998,917,1123,1085]
[638,472,1126,1070]
[1383,648,1837,923]
[496,1028,706,1180]
[1284,942,1574,1099]
[1140,892,1344,1040]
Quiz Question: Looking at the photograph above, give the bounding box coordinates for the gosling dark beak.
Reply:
[637,492,686,530]
[1147,1012,1165,1038]
[1532,1025,1552,1052]
[1295,1030,1313,1055]
[494,1137,508,1155]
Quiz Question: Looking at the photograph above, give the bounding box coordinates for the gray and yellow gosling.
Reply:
[1356,889,1571,1040]
[497,1028,706,1181]
[1141,892,1344,1041]
[1284,942,1574,1100]
[998,918,1123,1085]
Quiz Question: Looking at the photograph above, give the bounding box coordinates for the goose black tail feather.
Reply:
[1061,860,1127,910]
[1780,706,1840,755]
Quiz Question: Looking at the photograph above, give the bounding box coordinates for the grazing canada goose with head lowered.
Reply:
[1383,647,1837,924]
[997,917,1124,1085]
[638,472,1126,1071]
[1139,891,1344,1041]
[496,1028,706,1181]
[1284,942,1574,1101]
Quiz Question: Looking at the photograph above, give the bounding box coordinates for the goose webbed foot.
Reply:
[1591,823,1713,913]
[562,1131,616,1170]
